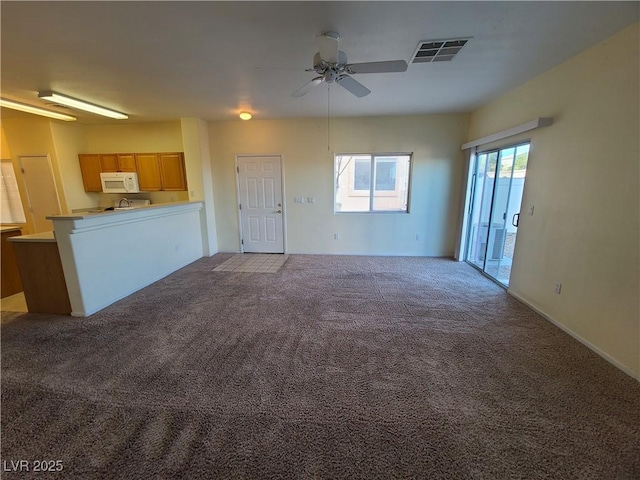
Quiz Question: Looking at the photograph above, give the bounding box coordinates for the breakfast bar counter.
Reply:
[48,201,204,317]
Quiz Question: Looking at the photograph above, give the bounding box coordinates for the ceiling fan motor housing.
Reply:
[313,51,348,83]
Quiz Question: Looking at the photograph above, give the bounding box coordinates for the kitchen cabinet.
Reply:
[1,227,23,298]
[9,232,71,315]
[159,152,187,191]
[137,152,187,191]
[136,153,162,191]
[79,151,188,192]
[100,153,136,172]
[78,154,103,192]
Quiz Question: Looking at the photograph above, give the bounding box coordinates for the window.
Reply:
[354,159,371,190]
[0,160,26,224]
[335,153,411,213]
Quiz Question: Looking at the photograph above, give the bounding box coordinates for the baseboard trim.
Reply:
[508,290,639,382]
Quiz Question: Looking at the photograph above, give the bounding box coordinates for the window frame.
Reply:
[334,152,413,214]
[0,160,27,224]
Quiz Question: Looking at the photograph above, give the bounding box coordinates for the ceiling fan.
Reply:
[292,32,408,98]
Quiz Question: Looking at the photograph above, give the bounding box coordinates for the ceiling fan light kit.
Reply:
[239,112,252,120]
[38,91,128,119]
[292,31,408,99]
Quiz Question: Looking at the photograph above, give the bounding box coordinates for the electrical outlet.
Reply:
[334,233,340,240]
[554,283,562,294]
[528,205,535,216]
[415,234,421,241]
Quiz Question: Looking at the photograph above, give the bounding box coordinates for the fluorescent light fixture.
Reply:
[38,91,128,119]
[0,98,77,121]
[239,112,252,120]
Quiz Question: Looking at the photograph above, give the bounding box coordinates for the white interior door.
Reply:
[18,155,62,232]
[237,156,284,253]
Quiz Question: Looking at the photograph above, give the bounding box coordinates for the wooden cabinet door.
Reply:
[100,154,119,172]
[159,152,187,191]
[117,153,137,172]
[1,230,23,298]
[135,153,161,191]
[100,154,136,172]
[78,154,103,192]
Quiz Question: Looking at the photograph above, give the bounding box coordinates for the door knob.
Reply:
[276,210,282,213]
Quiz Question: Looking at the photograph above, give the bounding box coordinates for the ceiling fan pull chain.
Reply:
[327,83,331,151]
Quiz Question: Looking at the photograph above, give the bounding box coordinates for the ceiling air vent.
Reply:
[411,38,470,64]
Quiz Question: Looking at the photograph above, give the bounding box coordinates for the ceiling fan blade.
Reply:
[317,31,340,63]
[336,75,371,98]
[292,77,323,97]
[347,60,408,74]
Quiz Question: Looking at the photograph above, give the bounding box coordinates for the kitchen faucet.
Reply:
[118,198,131,208]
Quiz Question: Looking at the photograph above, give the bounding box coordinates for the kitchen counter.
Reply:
[1,225,23,233]
[48,201,193,220]
[8,231,56,242]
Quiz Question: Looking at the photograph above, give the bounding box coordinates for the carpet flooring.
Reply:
[1,254,639,479]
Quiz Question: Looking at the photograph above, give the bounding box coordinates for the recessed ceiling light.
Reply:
[38,91,128,119]
[0,98,77,121]
[239,112,252,120]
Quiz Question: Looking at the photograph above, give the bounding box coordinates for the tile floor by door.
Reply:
[213,254,289,273]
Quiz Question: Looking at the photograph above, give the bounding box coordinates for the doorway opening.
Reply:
[465,142,529,286]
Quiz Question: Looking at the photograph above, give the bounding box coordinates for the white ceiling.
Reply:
[1,1,638,124]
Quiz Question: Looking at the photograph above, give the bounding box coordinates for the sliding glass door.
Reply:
[466,143,529,286]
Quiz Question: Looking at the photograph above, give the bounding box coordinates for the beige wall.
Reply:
[1,117,72,232]
[209,114,469,255]
[83,122,183,152]
[1,125,11,159]
[467,23,639,377]
[50,122,95,210]
[181,117,218,255]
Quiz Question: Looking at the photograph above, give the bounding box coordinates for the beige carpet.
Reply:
[2,254,638,479]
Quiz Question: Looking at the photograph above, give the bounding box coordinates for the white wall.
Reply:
[209,114,469,256]
[467,23,639,378]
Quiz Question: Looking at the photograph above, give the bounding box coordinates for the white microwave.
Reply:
[100,172,141,193]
